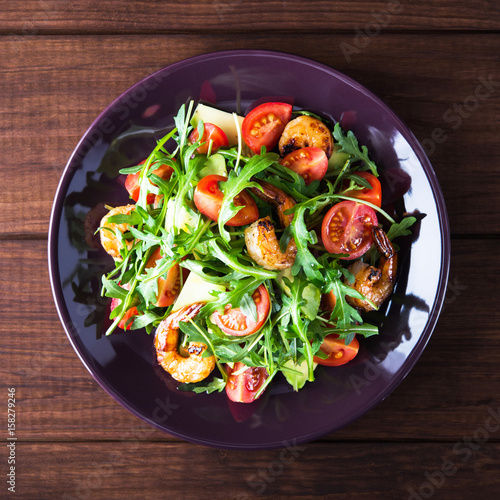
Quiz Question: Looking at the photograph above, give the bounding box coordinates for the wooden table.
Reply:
[2,1,499,498]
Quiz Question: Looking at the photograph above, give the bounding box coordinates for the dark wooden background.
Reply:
[1,1,499,498]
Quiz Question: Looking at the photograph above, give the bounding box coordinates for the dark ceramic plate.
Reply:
[48,50,450,450]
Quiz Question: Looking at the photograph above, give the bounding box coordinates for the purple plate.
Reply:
[48,50,450,449]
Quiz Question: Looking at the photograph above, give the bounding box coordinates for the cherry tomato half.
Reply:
[145,247,181,307]
[342,171,382,208]
[313,334,360,367]
[193,175,259,226]
[321,200,378,259]
[188,122,229,154]
[280,147,328,185]
[211,285,270,337]
[125,160,173,204]
[225,362,269,403]
[242,102,292,154]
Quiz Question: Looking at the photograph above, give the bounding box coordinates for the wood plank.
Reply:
[0,0,500,35]
[14,441,500,499]
[2,239,499,441]
[1,0,499,33]
[1,34,499,236]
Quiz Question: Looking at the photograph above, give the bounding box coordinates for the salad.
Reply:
[98,100,415,403]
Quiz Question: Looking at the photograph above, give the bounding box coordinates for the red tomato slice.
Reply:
[342,171,382,207]
[145,247,181,307]
[242,102,292,154]
[193,175,259,226]
[321,200,378,259]
[225,362,269,403]
[211,285,270,336]
[125,160,173,204]
[280,147,328,185]
[313,334,360,367]
[188,122,229,154]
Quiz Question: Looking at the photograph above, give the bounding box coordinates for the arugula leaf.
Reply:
[119,163,144,175]
[170,152,205,235]
[341,173,374,191]
[106,211,143,226]
[178,377,226,394]
[130,310,163,330]
[206,239,277,280]
[127,227,162,247]
[199,277,264,318]
[280,277,315,381]
[173,101,194,152]
[239,292,258,323]
[320,258,375,327]
[321,322,379,343]
[218,152,280,243]
[333,122,378,176]
[101,277,129,300]
[180,258,245,284]
[387,216,417,241]
[288,185,338,284]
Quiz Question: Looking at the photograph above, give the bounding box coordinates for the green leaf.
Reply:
[136,267,160,305]
[180,258,246,284]
[322,323,379,340]
[387,216,417,241]
[101,277,128,300]
[280,276,315,381]
[170,153,205,235]
[217,152,280,243]
[342,173,374,190]
[199,277,264,318]
[106,211,143,226]
[333,122,378,176]
[178,377,226,394]
[206,239,278,280]
[130,310,162,330]
[323,274,367,328]
[127,227,162,245]
[119,163,144,175]
[288,187,339,283]
[239,292,258,323]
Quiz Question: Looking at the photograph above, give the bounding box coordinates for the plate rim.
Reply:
[48,48,451,449]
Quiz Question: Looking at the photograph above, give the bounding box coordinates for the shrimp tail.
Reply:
[372,226,395,260]
[372,226,397,285]
[248,179,296,228]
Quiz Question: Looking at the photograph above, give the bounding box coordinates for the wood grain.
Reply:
[1,0,499,33]
[2,6,500,496]
[14,441,500,499]
[2,239,499,442]
[1,34,499,237]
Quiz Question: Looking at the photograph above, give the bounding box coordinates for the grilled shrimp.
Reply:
[345,226,398,312]
[99,204,136,259]
[279,115,334,158]
[245,180,297,270]
[154,303,215,383]
[245,217,297,270]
